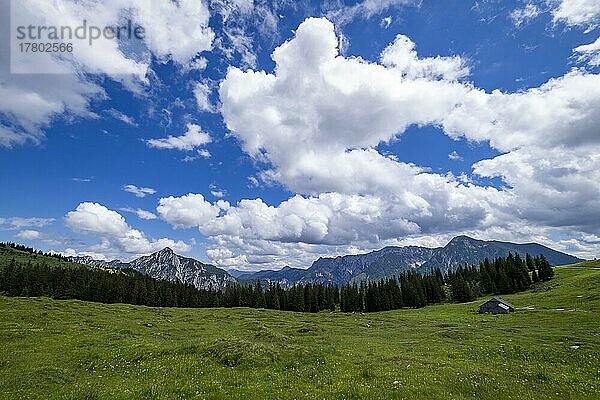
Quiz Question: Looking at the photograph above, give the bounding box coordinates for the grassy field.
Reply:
[1,264,599,400]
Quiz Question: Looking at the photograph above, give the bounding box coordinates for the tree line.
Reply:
[0,251,553,313]
[0,242,66,260]
[221,281,338,312]
[340,269,446,312]
[447,253,554,303]
[339,253,553,312]
[0,259,338,312]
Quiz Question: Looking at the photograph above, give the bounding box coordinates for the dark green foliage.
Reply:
[0,242,67,261]
[0,259,339,313]
[536,255,555,281]
[447,252,544,302]
[526,253,535,271]
[0,261,213,308]
[340,269,445,312]
[0,243,553,314]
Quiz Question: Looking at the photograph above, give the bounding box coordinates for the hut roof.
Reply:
[489,297,514,309]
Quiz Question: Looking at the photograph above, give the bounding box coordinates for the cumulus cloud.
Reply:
[220,18,475,196]
[380,34,470,80]
[60,248,109,261]
[123,184,157,198]
[213,17,600,268]
[159,192,423,245]
[134,0,214,65]
[574,36,600,66]
[156,188,511,269]
[550,0,600,28]
[157,193,222,229]
[16,230,42,240]
[1,0,214,147]
[65,202,191,258]
[146,123,211,151]
[442,70,600,152]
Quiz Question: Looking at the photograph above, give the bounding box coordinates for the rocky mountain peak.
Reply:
[157,247,174,255]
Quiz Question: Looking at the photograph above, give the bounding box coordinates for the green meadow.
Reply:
[1,262,599,400]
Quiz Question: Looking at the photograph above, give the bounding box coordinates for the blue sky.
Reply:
[1,0,599,270]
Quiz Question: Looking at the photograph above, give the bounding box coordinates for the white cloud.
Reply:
[157,193,222,229]
[123,184,157,198]
[71,177,93,183]
[182,148,212,162]
[60,248,109,261]
[146,123,211,151]
[189,57,208,71]
[448,151,463,161]
[210,184,227,198]
[133,0,214,65]
[194,82,218,113]
[574,36,600,66]
[156,189,509,269]
[326,0,421,26]
[219,17,474,197]
[66,203,130,236]
[210,0,281,69]
[198,149,212,158]
[441,70,600,152]
[511,3,541,27]
[380,34,470,80]
[65,202,191,258]
[550,0,600,28]
[214,17,600,268]
[0,70,104,147]
[120,208,158,220]
[16,230,42,240]
[0,217,55,228]
[135,209,158,220]
[106,109,137,126]
[381,16,393,28]
[1,0,214,147]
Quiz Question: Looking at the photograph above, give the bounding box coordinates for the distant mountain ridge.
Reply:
[66,255,124,269]
[67,236,583,289]
[68,248,234,290]
[238,236,583,286]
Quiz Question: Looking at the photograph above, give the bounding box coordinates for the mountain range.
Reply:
[236,236,583,286]
[68,236,583,289]
[69,247,234,290]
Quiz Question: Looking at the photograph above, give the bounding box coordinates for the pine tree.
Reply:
[254,280,266,308]
[525,253,535,271]
[537,255,554,281]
